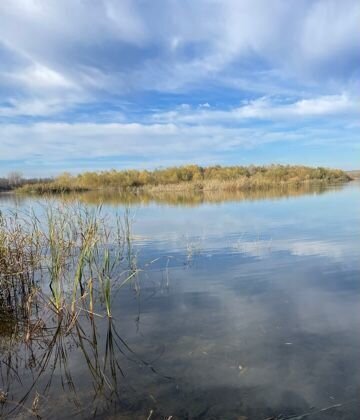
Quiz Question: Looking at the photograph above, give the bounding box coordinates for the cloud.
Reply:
[0,1,359,174]
[152,94,360,125]
[0,0,359,101]
[0,113,358,176]
[10,63,74,90]
[0,121,250,162]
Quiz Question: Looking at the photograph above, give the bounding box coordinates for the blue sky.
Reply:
[0,0,359,176]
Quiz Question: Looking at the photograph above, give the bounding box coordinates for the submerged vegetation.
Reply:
[17,164,351,195]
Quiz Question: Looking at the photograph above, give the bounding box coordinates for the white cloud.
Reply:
[152,94,360,125]
[0,0,358,103]
[301,1,360,61]
[10,63,74,89]
[0,97,76,117]
[0,115,357,175]
[0,121,249,162]
[0,0,359,174]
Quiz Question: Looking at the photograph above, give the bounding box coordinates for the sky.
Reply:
[0,0,359,177]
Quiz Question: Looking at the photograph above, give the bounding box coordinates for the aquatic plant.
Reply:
[0,203,139,319]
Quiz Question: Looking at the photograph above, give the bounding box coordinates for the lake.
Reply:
[0,182,359,419]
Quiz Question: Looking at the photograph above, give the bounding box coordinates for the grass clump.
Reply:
[0,203,138,319]
[17,182,88,194]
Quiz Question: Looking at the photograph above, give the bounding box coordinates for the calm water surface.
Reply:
[0,182,359,419]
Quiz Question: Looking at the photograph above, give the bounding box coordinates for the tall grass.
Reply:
[0,203,137,319]
[98,248,112,317]
[0,210,43,318]
[47,207,67,312]
[16,164,352,194]
[0,203,174,418]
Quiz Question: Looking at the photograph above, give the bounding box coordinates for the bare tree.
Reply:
[7,171,23,187]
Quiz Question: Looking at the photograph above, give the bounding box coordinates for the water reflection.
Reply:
[0,306,175,419]
[54,183,341,207]
[0,182,344,209]
[0,182,359,419]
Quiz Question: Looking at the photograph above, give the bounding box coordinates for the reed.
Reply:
[16,164,352,195]
[47,206,67,313]
[98,248,112,317]
[0,203,138,319]
[0,202,175,418]
[70,207,100,313]
[0,210,42,317]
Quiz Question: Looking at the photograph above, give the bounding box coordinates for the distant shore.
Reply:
[347,170,360,179]
[16,164,352,195]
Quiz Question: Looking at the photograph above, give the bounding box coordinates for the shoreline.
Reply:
[14,165,353,196]
[15,178,352,196]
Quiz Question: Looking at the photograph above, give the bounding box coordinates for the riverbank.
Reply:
[347,170,360,179]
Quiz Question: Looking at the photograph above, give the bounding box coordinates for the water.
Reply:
[0,182,359,419]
